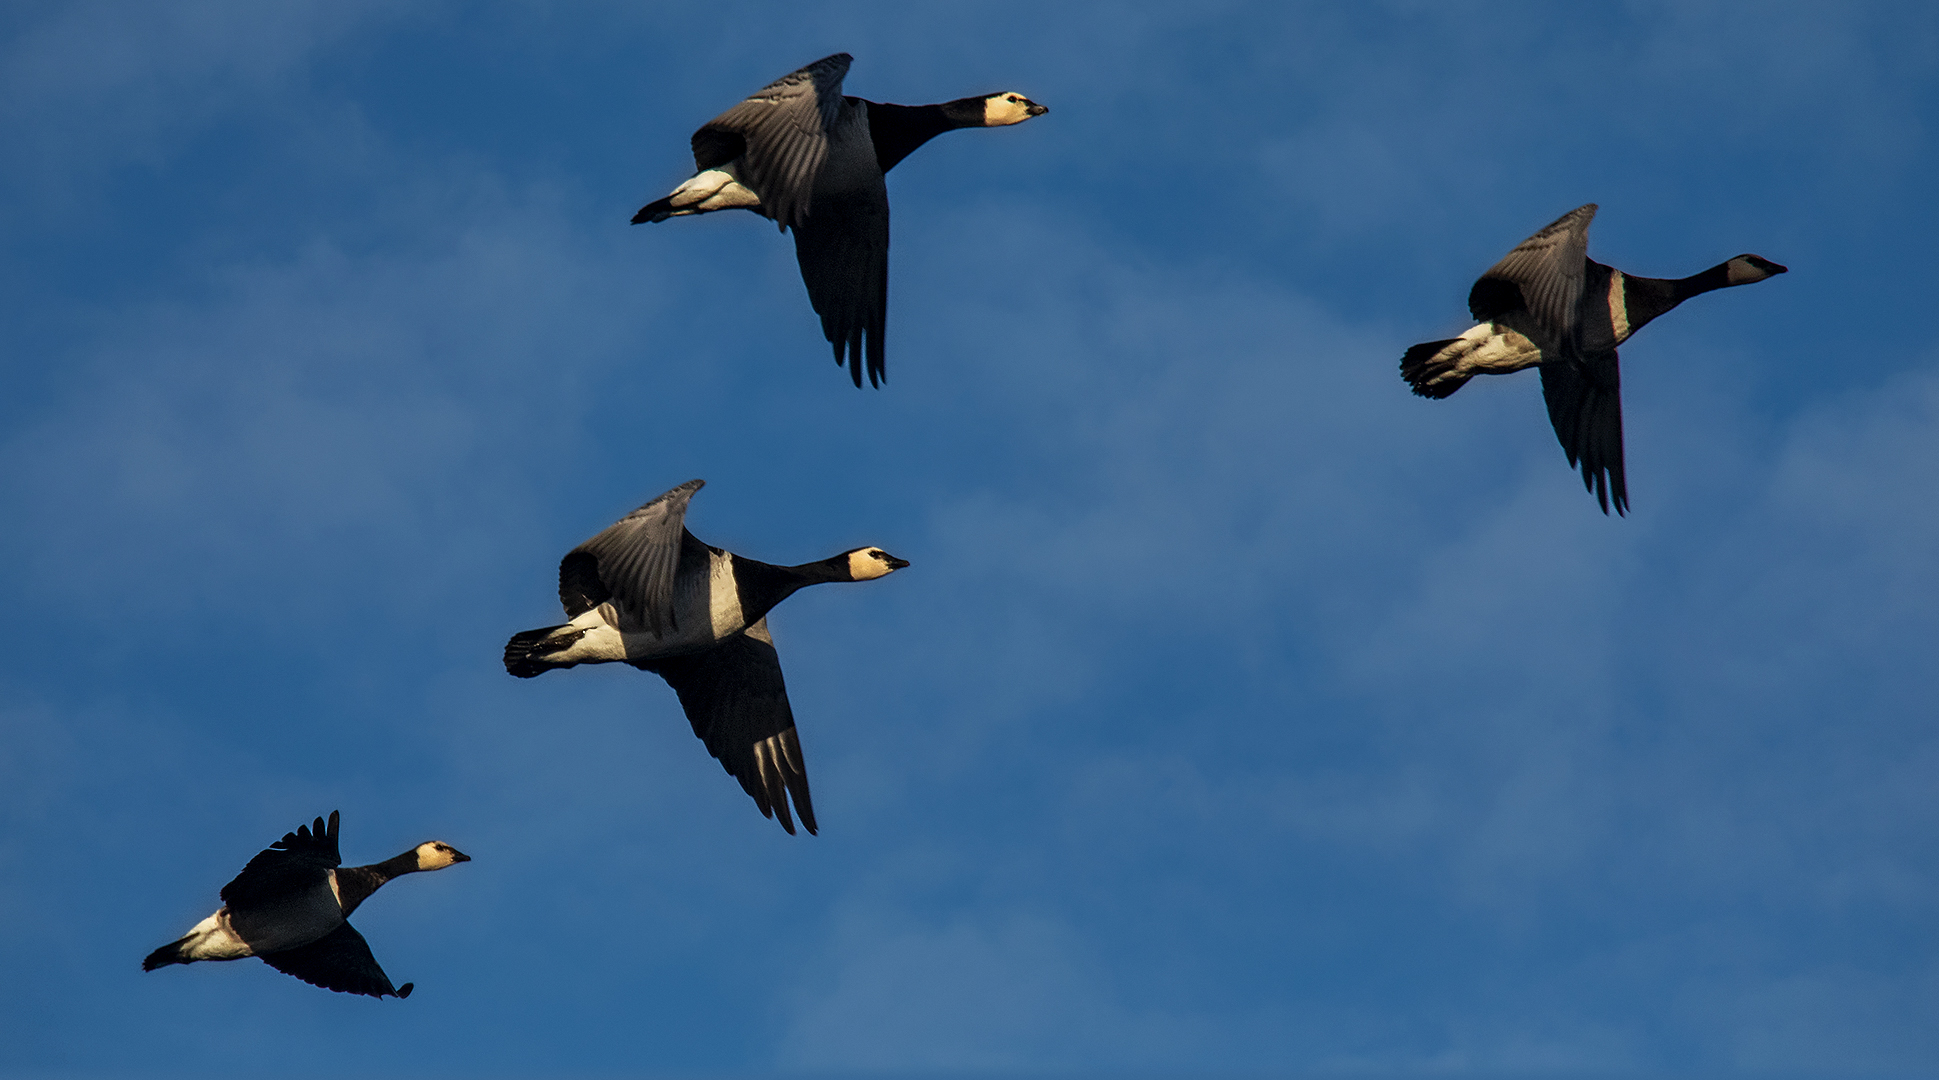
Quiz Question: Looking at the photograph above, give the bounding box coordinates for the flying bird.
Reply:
[1401,203,1787,513]
[504,480,908,835]
[633,53,1048,388]
[143,812,469,999]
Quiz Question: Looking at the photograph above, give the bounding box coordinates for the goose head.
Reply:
[980,92,1049,126]
[412,841,472,871]
[844,547,911,581]
[1725,254,1788,286]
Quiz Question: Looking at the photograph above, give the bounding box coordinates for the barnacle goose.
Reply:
[142,812,469,999]
[1401,203,1787,514]
[503,479,908,835]
[633,53,1048,388]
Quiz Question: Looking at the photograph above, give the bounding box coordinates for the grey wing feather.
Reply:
[259,922,407,999]
[1540,350,1628,515]
[793,188,889,388]
[567,479,704,635]
[221,812,342,909]
[634,618,817,836]
[698,53,851,230]
[1471,203,1596,340]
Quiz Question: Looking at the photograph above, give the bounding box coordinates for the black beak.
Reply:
[451,850,473,863]
[1026,102,1049,117]
[887,556,911,570]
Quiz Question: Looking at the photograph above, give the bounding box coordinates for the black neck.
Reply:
[863,97,985,173]
[730,555,852,624]
[1618,260,1739,332]
[334,850,417,917]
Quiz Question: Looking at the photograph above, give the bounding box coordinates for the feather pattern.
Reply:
[219,812,340,909]
[258,922,410,999]
[634,618,817,835]
[566,479,705,636]
[1540,352,1628,514]
[692,53,851,230]
[793,188,889,387]
[1470,203,1596,341]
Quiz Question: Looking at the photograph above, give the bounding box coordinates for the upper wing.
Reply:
[563,479,704,634]
[792,188,889,388]
[634,619,817,835]
[1470,204,1596,341]
[259,921,410,999]
[1540,350,1628,515]
[221,811,342,909]
[694,53,851,230]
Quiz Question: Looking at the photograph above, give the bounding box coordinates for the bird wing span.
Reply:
[793,188,889,387]
[566,479,704,635]
[221,811,342,908]
[634,619,817,835]
[1470,203,1596,339]
[1540,350,1628,515]
[259,922,406,998]
[695,53,851,230]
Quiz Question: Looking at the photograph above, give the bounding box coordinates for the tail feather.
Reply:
[631,197,674,225]
[143,938,188,971]
[1400,338,1472,399]
[504,626,572,679]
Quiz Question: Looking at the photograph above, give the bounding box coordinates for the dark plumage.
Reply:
[632,53,1048,388]
[142,812,470,999]
[1401,204,1787,514]
[503,480,909,834]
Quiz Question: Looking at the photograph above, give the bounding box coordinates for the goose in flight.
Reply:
[504,480,908,835]
[633,53,1048,388]
[143,812,469,999]
[1401,204,1786,513]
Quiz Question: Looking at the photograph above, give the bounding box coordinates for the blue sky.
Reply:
[2,1,1937,1075]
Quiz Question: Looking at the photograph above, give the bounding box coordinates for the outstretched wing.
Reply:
[1470,203,1596,343]
[563,479,704,635]
[634,619,817,835]
[693,53,851,230]
[1540,350,1628,515]
[259,922,410,999]
[221,811,342,909]
[793,188,889,388]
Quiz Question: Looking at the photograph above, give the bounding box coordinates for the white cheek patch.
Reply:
[847,550,888,580]
[982,97,1031,126]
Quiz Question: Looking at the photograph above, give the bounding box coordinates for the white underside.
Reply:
[173,874,345,962]
[548,550,748,665]
[1430,322,1546,381]
[658,166,763,217]
[173,911,255,962]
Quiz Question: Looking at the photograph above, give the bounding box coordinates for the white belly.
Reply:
[553,550,747,663]
[621,548,746,658]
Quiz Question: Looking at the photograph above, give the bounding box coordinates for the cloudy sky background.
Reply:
[3,1,1936,1075]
